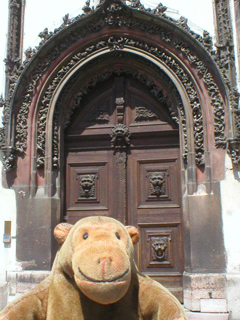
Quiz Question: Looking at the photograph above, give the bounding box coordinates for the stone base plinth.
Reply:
[183,273,227,312]
[0,282,8,310]
[7,271,50,295]
[186,311,229,320]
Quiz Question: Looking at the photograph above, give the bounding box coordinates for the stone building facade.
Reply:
[0,0,240,319]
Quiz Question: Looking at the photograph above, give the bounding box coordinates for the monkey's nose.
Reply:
[98,257,112,264]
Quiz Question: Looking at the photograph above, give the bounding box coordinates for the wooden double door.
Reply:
[65,76,184,300]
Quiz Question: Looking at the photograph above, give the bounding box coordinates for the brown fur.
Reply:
[0,216,187,320]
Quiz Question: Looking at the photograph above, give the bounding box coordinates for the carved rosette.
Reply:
[151,236,169,262]
[111,124,131,149]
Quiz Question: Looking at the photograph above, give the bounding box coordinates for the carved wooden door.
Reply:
[65,76,183,301]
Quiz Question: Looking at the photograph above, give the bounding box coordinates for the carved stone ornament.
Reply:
[111,124,131,149]
[151,236,169,262]
[2,0,240,171]
[228,142,240,165]
[78,174,96,198]
[0,128,5,148]
[36,34,205,166]
[1,147,16,172]
[135,106,158,122]
[0,95,5,108]
[148,172,166,197]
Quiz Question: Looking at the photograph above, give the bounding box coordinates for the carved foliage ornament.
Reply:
[0,128,5,148]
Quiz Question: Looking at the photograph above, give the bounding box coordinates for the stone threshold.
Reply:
[186,311,229,320]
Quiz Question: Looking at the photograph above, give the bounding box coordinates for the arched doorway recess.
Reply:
[64,72,183,299]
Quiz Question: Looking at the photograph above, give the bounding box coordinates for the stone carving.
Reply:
[155,3,167,16]
[82,1,92,14]
[151,236,169,262]
[202,30,213,51]
[38,28,50,41]
[78,174,96,198]
[108,37,125,50]
[234,110,240,139]
[3,0,239,170]
[0,128,5,148]
[177,16,190,32]
[106,3,123,13]
[2,147,16,172]
[111,124,131,149]
[0,95,5,108]
[148,172,166,197]
[24,47,34,62]
[14,32,204,167]
[214,0,233,47]
[228,142,240,165]
[135,106,158,122]
[62,14,71,26]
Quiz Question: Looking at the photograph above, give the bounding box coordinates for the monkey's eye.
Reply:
[115,232,121,240]
[83,232,88,240]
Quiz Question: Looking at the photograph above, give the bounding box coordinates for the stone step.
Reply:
[186,311,229,320]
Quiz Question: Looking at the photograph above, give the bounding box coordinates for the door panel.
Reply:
[127,148,183,301]
[66,151,113,223]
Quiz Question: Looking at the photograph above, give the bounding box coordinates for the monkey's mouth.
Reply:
[77,267,129,283]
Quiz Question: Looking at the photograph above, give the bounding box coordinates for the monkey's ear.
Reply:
[54,223,73,244]
[126,226,139,245]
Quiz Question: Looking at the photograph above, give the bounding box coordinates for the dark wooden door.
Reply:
[65,76,183,301]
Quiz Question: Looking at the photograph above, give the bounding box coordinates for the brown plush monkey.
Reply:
[0,216,187,320]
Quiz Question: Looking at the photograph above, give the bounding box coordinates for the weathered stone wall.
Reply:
[221,155,240,320]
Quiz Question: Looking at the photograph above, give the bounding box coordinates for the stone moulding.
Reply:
[1,0,240,172]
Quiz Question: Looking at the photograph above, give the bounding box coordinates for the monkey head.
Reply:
[53,216,139,305]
